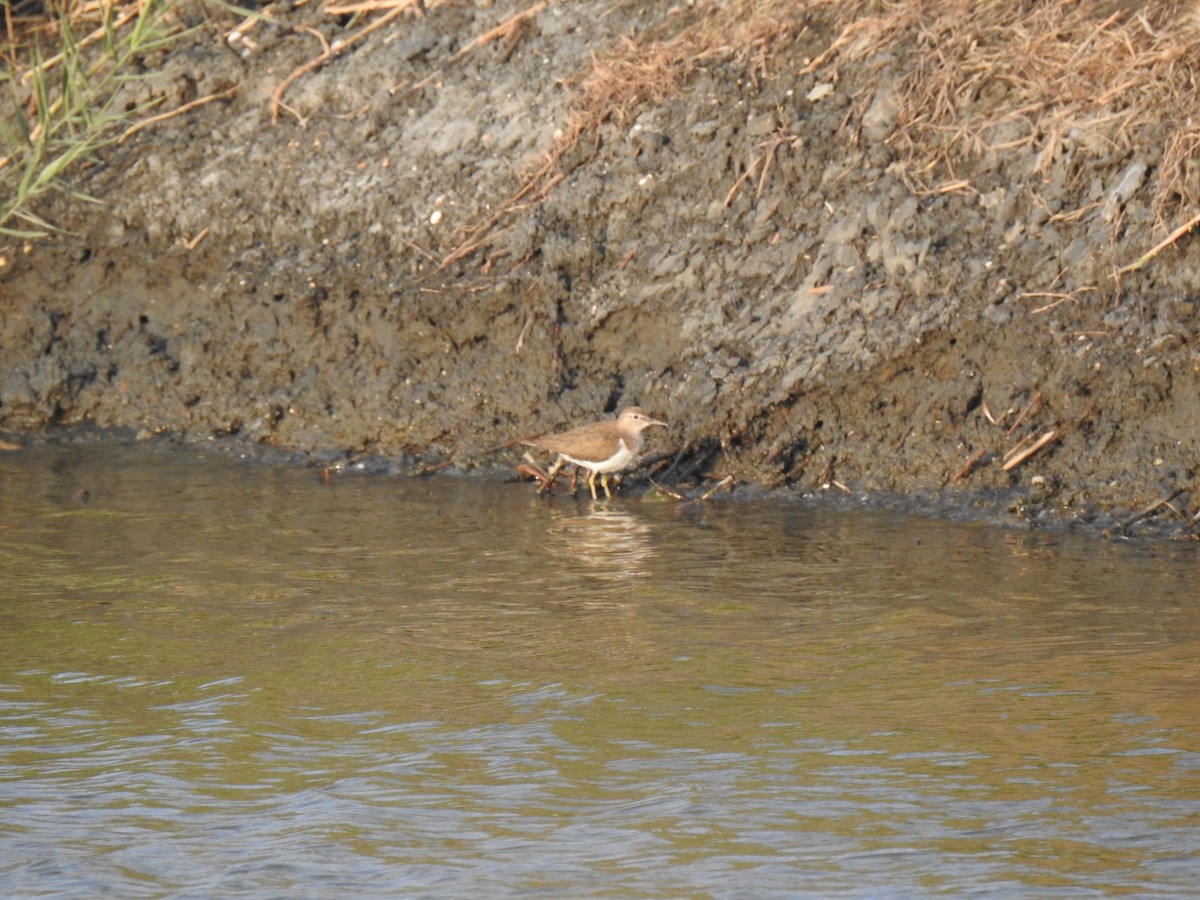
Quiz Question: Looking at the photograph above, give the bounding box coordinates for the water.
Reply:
[1,441,1198,897]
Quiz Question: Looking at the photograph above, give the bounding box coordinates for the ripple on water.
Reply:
[1,443,1199,896]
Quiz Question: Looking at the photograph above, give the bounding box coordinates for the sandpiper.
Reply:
[525,406,666,499]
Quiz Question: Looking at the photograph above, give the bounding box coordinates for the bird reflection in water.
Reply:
[544,506,658,581]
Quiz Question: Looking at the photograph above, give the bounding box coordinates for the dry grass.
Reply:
[433,0,807,265]
[555,2,804,154]
[547,0,1200,233]
[6,0,1200,242]
[2,0,158,58]
[461,0,1200,244]
[799,1,1200,219]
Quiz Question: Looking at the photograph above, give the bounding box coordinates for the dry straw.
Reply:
[431,0,1200,264]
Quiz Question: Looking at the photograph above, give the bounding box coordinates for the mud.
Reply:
[3,1,1200,538]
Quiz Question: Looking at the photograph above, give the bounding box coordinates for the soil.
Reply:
[3,0,1200,538]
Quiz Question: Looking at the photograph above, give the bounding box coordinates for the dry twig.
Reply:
[448,1,547,64]
[1120,488,1187,532]
[649,478,687,501]
[1006,391,1041,436]
[696,474,736,501]
[951,448,987,482]
[119,85,239,144]
[272,2,414,124]
[1115,209,1200,276]
[1002,430,1057,472]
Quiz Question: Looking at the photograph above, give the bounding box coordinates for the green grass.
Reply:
[0,0,186,239]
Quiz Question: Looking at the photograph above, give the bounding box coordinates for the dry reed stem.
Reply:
[271,1,416,124]
[649,478,687,501]
[183,226,208,250]
[1003,432,1035,463]
[951,448,987,483]
[723,157,760,208]
[324,0,426,13]
[438,158,555,269]
[1002,430,1057,472]
[1020,286,1095,315]
[1006,392,1041,436]
[698,473,735,501]
[1120,488,1188,531]
[447,0,547,64]
[1115,208,1200,275]
[118,84,238,144]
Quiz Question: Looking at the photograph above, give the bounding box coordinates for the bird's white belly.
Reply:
[560,439,635,474]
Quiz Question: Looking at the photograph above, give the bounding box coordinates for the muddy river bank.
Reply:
[3,1,1200,537]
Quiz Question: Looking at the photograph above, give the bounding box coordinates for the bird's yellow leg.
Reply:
[538,456,565,494]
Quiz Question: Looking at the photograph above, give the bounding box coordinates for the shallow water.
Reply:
[1,441,1198,897]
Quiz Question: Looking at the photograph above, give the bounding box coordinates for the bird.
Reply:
[524,406,667,499]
